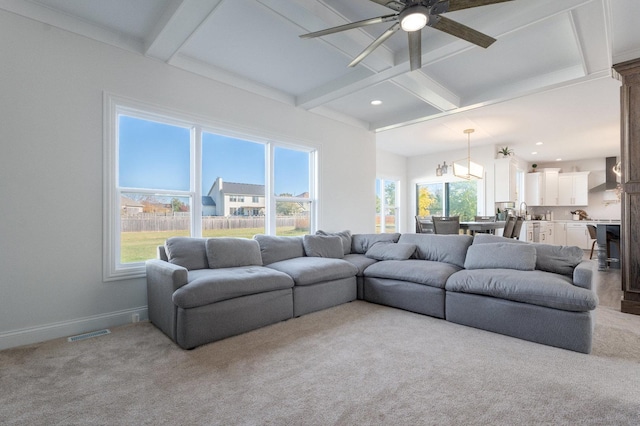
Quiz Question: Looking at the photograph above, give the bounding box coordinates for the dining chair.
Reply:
[587,225,597,259]
[474,215,497,234]
[415,216,432,234]
[511,216,524,239]
[432,216,460,235]
[502,215,516,239]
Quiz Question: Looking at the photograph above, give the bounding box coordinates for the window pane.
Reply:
[120,193,191,264]
[201,132,265,237]
[118,115,190,190]
[276,201,310,236]
[448,181,477,221]
[274,147,310,197]
[376,179,398,234]
[384,181,397,233]
[417,183,443,216]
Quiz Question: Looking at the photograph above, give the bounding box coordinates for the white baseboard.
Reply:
[0,306,148,351]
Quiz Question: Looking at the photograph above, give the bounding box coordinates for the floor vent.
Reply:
[67,329,111,342]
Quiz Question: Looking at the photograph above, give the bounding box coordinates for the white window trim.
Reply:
[103,93,319,281]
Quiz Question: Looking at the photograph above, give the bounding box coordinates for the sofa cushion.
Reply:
[464,243,536,271]
[266,257,358,286]
[164,237,208,270]
[316,230,352,255]
[364,259,461,289]
[445,269,598,312]
[303,235,344,259]
[534,244,584,277]
[254,235,304,265]
[206,238,262,269]
[397,234,473,268]
[172,266,294,308]
[472,234,583,276]
[351,233,401,254]
[365,242,416,261]
[343,253,378,275]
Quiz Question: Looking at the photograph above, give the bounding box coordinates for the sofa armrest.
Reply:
[573,261,594,291]
[146,259,188,292]
[145,259,189,343]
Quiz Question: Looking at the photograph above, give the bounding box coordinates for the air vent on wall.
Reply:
[67,329,111,342]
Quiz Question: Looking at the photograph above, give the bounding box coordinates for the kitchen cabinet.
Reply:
[525,169,559,206]
[494,158,519,203]
[558,172,590,206]
[540,222,554,245]
[554,222,567,246]
[566,222,590,249]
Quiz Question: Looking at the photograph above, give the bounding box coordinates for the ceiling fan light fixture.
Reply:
[400,6,429,32]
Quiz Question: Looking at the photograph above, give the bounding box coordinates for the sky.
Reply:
[118,115,310,197]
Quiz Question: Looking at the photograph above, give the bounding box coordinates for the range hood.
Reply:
[590,156,620,193]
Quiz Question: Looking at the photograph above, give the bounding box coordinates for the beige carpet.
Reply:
[1,301,640,425]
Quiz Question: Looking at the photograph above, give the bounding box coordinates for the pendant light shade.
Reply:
[453,129,484,180]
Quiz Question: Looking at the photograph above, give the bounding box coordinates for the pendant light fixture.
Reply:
[453,129,484,180]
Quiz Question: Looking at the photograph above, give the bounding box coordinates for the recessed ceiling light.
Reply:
[536,142,543,146]
[556,158,562,161]
[371,100,382,106]
[531,151,538,155]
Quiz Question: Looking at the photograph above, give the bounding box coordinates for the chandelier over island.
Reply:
[453,129,484,180]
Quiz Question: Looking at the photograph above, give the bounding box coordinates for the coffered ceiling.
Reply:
[3,0,639,161]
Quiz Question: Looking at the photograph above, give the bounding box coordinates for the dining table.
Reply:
[417,220,506,235]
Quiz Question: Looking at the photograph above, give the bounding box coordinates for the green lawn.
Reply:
[121,227,306,264]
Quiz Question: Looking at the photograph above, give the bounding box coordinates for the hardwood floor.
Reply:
[585,253,623,309]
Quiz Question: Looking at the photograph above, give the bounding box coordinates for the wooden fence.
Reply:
[121,214,304,232]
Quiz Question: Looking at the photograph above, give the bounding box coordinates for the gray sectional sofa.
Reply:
[146,231,597,353]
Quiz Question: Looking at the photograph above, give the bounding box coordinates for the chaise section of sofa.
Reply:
[254,234,358,317]
[445,234,598,353]
[146,237,294,349]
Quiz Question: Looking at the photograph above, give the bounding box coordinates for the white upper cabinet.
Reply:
[558,172,590,206]
[525,169,559,206]
[494,158,518,203]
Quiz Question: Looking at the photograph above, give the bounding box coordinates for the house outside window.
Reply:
[105,95,317,280]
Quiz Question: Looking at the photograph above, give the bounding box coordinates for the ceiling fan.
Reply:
[300,0,513,71]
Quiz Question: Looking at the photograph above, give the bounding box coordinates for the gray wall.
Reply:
[0,10,375,349]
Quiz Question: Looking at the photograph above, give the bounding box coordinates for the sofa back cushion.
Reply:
[472,234,583,276]
[316,230,352,255]
[464,243,536,271]
[164,237,208,270]
[398,234,472,268]
[206,238,263,269]
[533,244,584,276]
[351,233,401,254]
[254,235,304,265]
[303,235,344,258]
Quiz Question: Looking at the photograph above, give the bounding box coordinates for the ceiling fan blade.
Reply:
[431,15,496,48]
[408,30,422,71]
[300,14,397,39]
[349,22,400,67]
[368,0,405,12]
[446,0,514,12]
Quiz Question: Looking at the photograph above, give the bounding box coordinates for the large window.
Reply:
[376,178,400,233]
[416,181,478,222]
[105,96,316,280]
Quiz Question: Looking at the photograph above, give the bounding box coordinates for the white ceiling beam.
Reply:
[392,72,460,111]
[144,0,224,62]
